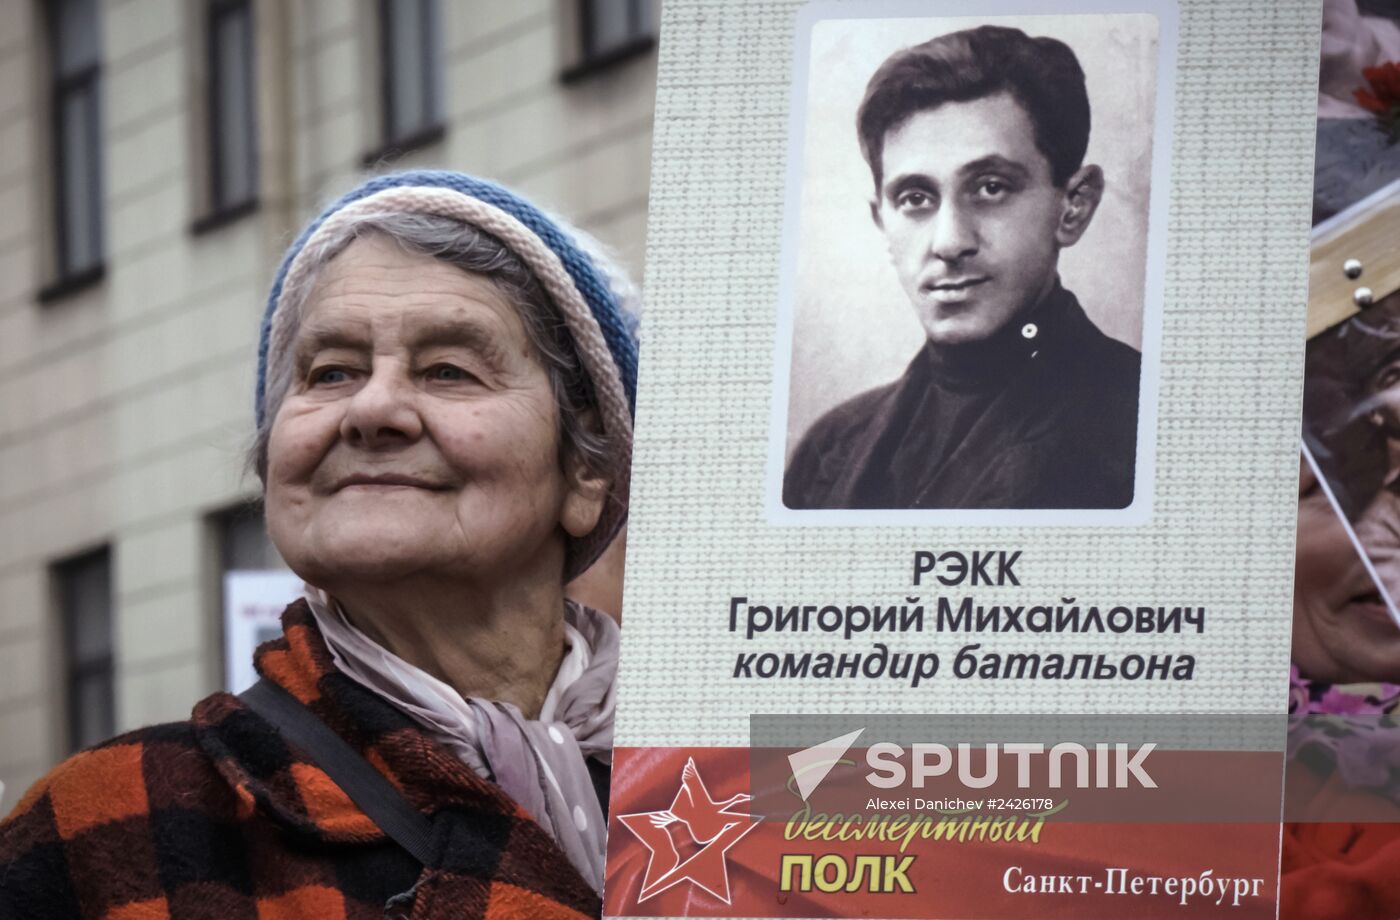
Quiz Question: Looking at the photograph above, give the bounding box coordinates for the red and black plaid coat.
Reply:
[0,600,601,919]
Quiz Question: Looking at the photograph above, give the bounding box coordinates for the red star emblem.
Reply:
[617,757,759,904]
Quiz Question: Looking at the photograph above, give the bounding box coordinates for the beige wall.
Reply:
[0,0,655,811]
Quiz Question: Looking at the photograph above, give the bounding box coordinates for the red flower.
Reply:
[1355,62,1400,142]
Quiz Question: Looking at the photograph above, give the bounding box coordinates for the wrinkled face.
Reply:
[873,93,1072,346]
[1295,459,1400,682]
[264,235,603,590]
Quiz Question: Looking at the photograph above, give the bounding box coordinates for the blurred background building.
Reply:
[0,0,657,809]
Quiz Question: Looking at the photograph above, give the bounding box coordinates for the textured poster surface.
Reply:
[607,0,1321,915]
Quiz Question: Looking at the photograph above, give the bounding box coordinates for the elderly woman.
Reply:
[1298,291,1400,683]
[0,171,638,919]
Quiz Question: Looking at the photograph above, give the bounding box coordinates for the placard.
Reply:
[607,1,1321,916]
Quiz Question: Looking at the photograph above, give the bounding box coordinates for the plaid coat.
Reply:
[0,601,601,919]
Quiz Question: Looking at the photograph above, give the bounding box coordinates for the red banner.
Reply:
[604,746,1280,918]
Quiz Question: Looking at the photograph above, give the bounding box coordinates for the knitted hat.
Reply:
[255,170,639,580]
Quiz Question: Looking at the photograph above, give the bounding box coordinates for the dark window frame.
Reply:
[194,0,259,235]
[54,547,114,754]
[561,0,656,84]
[38,0,106,303]
[362,0,445,166]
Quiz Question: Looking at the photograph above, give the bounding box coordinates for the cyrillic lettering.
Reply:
[1000,606,1024,632]
[844,605,870,639]
[974,606,1000,632]
[847,855,881,891]
[883,855,915,893]
[780,653,811,678]
[1159,607,1182,632]
[783,800,810,840]
[813,854,848,892]
[862,643,889,678]
[780,854,812,892]
[998,551,1021,585]
[930,816,968,841]
[1081,606,1105,632]
[912,652,939,687]
[1004,652,1039,679]
[970,551,993,585]
[871,605,897,631]
[1104,867,1127,895]
[748,603,773,638]
[899,600,924,632]
[1065,654,1093,679]
[1144,654,1171,680]
[1025,605,1051,632]
[1107,607,1133,633]
[774,604,800,632]
[1055,600,1081,632]
[937,596,972,632]
[954,644,980,678]
[939,552,968,586]
[913,551,936,586]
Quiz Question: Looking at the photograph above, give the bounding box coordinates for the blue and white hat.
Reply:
[256,170,640,579]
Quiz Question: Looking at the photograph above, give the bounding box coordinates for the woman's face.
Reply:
[264,235,605,590]
[1294,458,1400,683]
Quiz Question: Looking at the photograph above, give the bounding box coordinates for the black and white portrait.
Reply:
[769,5,1172,524]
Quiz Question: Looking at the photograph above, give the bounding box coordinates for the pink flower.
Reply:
[1317,686,1383,715]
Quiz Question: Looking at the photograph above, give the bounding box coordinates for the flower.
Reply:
[1289,664,1312,717]
[1355,62,1400,143]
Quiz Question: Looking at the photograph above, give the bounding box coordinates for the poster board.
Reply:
[605,0,1321,916]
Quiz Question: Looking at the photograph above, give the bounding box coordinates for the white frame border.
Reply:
[763,0,1179,528]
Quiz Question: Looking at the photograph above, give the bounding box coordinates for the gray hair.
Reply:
[251,211,614,485]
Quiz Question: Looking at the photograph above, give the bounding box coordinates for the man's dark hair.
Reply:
[857,25,1091,191]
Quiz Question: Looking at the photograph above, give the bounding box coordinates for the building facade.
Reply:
[0,0,657,809]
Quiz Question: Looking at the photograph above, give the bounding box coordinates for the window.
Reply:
[213,503,293,693]
[55,548,113,753]
[41,0,105,299]
[563,0,657,82]
[218,503,285,572]
[367,0,444,163]
[197,0,258,229]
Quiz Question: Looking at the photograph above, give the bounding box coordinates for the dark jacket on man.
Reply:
[0,602,600,919]
[783,284,1141,510]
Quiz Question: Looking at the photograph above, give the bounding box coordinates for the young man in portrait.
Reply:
[783,25,1142,511]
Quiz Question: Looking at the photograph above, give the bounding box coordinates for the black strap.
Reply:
[587,756,611,815]
[239,678,439,868]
